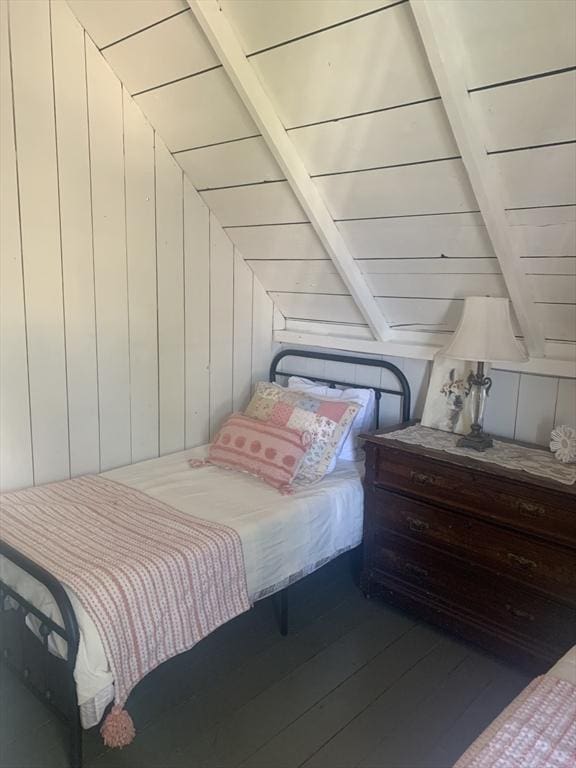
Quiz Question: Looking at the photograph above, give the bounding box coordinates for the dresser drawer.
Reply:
[369,488,576,603]
[370,533,576,652]
[373,446,576,546]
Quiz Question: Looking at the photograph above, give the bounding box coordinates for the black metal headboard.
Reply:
[269,349,411,430]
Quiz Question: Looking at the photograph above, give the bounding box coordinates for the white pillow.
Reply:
[287,376,375,465]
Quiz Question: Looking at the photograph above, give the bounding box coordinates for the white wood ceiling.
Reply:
[247,3,439,128]
[67,0,576,348]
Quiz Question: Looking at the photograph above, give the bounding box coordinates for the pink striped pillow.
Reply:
[204,414,311,494]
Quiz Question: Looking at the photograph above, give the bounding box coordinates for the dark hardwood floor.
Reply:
[0,555,531,768]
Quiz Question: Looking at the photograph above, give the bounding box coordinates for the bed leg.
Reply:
[348,546,363,585]
[280,589,288,636]
[70,711,82,768]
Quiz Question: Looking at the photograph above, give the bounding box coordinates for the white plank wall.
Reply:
[52,0,100,477]
[0,0,275,492]
[156,140,185,454]
[0,1,34,490]
[233,250,254,411]
[251,280,275,387]
[209,215,234,438]
[183,177,211,448]
[86,35,132,471]
[514,375,559,445]
[10,0,70,485]
[484,370,576,447]
[123,90,159,463]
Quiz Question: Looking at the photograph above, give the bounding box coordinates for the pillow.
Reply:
[287,376,375,463]
[201,413,310,495]
[245,382,361,484]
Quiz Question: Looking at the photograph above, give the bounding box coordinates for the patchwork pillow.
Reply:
[201,413,310,494]
[245,382,361,484]
[287,376,375,463]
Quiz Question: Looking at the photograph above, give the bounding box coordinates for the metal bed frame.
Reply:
[0,349,411,768]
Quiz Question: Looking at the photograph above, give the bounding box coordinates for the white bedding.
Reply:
[0,445,364,727]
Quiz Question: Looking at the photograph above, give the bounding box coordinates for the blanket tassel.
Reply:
[101,706,135,748]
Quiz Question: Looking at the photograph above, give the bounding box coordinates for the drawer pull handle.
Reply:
[408,517,430,533]
[507,553,537,570]
[513,499,546,518]
[505,604,535,622]
[410,471,437,487]
[405,562,429,579]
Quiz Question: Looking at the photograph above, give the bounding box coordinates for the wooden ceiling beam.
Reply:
[410,0,545,358]
[275,326,576,377]
[187,0,392,342]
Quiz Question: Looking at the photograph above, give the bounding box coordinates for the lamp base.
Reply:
[457,430,493,452]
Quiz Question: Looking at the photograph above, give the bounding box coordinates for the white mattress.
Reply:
[0,445,364,727]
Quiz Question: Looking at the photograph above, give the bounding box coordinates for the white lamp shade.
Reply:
[441,297,528,363]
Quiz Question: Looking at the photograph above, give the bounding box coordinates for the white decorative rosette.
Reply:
[550,425,576,464]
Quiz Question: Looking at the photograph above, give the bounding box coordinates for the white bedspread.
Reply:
[0,445,364,727]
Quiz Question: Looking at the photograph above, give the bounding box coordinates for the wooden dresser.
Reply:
[361,424,576,673]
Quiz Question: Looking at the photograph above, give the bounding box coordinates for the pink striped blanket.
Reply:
[0,475,251,746]
[454,674,576,767]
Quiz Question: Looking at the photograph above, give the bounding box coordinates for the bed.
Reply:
[454,645,576,767]
[0,349,411,768]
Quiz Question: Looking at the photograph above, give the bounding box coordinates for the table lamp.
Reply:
[441,297,528,451]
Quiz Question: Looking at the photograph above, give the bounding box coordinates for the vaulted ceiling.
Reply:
[67,0,576,365]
